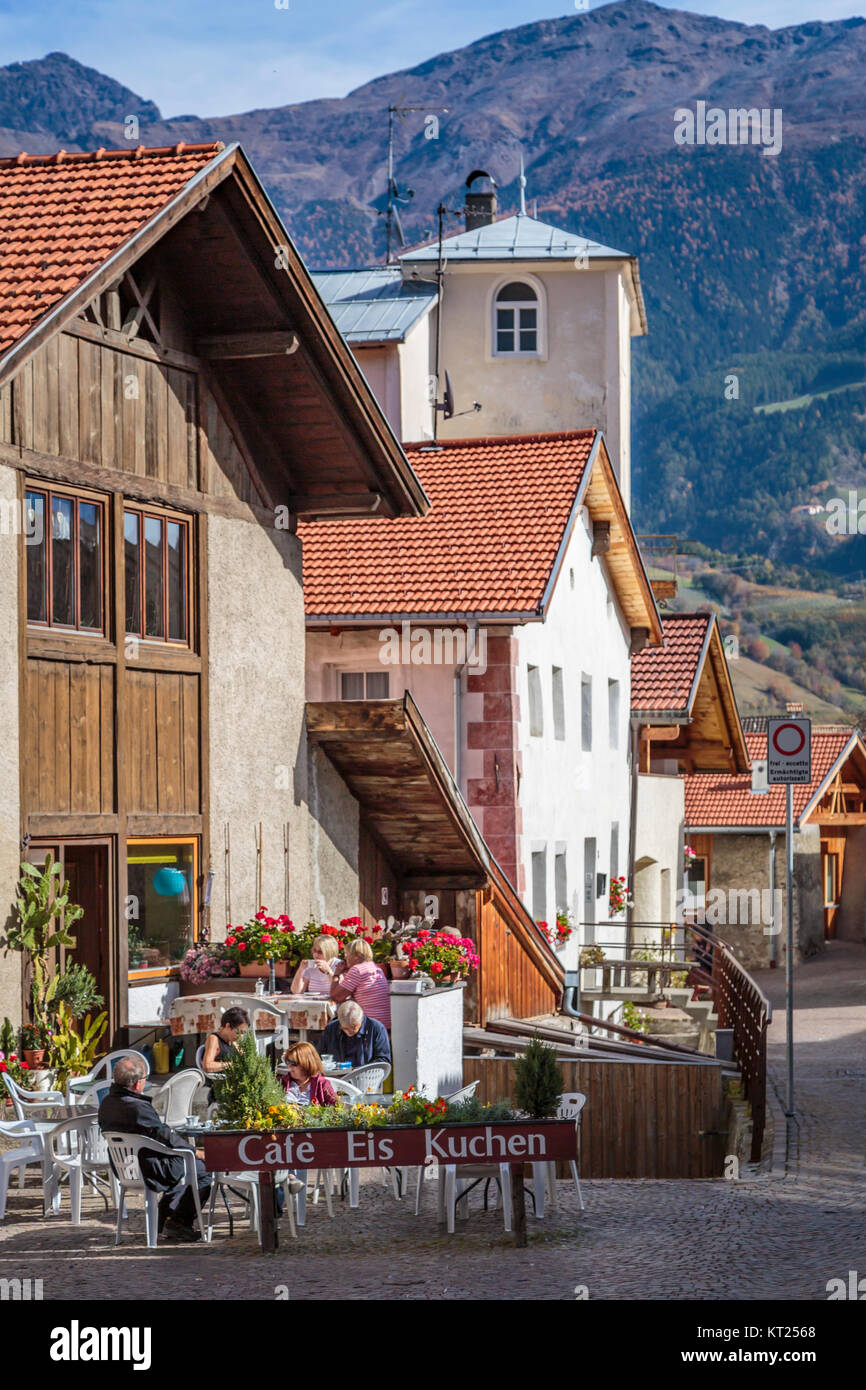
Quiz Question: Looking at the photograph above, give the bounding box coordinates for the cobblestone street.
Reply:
[1,942,863,1301]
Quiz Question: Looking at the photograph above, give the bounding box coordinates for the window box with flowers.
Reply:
[400,930,479,985]
[536,913,574,952]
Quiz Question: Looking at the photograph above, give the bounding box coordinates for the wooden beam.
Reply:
[65,319,201,372]
[197,330,299,359]
[0,440,276,528]
[399,874,487,891]
[292,490,383,517]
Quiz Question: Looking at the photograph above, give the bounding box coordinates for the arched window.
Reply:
[494,281,539,356]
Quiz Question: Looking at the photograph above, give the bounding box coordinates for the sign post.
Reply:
[766,717,811,1118]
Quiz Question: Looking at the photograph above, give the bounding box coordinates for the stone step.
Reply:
[664,987,695,1010]
[647,1028,701,1048]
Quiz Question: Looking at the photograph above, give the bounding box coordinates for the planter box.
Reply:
[179,977,239,997]
[203,1117,576,1173]
[239,962,289,978]
[390,979,430,995]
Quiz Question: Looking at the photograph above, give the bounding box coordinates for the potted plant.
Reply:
[48,1001,108,1093]
[223,908,296,976]
[3,854,83,1060]
[19,1021,50,1069]
[402,930,479,985]
[179,943,239,993]
[513,1038,563,1118]
[609,875,633,917]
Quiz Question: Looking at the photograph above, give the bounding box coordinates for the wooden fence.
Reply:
[463,1055,726,1179]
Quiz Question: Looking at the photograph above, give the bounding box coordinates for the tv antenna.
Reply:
[381,101,449,264]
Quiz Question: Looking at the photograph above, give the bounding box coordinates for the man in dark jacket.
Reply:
[319,1001,391,1069]
[98,1055,210,1242]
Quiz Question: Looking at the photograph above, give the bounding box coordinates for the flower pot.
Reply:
[389,959,411,980]
[23,1049,46,1068]
[239,961,288,978]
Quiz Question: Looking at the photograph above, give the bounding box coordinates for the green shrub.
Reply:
[513,1038,562,1118]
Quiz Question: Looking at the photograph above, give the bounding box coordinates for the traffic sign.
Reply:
[767,717,811,784]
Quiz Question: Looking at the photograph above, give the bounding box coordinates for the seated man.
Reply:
[98,1055,211,1243]
[319,1000,391,1069]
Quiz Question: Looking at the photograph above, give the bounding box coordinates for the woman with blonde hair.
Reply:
[290,932,340,995]
[331,936,391,1028]
[280,1041,339,1106]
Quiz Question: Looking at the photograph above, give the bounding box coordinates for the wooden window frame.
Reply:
[25,482,107,636]
[126,835,199,981]
[124,501,193,649]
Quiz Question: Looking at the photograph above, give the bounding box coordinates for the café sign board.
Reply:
[203,1119,576,1174]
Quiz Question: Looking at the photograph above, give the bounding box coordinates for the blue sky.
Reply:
[0,0,864,117]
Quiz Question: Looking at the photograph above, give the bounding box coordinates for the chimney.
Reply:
[464,169,497,231]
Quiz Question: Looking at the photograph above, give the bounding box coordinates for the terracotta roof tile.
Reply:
[631,612,712,713]
[684,730,854,827]
[300,430,597,616]
[0,143,223,356]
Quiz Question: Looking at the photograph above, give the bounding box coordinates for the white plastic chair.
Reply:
[342,1062,391,1096]
[437,1162,513,1234]
[409,1081,480,1211]
[207,1171,297,1241]
[2,1070,66,1121]
[329,1076,362,1102]
[103,1131,206,1248]
[0,1118,44,1221]
[47,1113,116,1224]
[152,1070,206,1127]
[66,1049,150,1105]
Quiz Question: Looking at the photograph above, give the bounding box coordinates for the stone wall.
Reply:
[707,827,823,970]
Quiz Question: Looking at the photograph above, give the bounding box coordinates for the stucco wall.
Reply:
[0,463,21,1026]
[837,826,866,943]
[207,515,358,937]
[706,828,823,969]
[515,514,633,968]
[634,773,685,931]
[432,263,633,503]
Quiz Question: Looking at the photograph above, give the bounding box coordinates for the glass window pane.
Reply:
[519,329,537,352]
[125,511,141,634]
[51,496,75,626]
[126,840,196,972]
[520,307,537,329]
[78,502,101,630]
[497,308,514,329]
[25,491,47,623]
[365,671,389,699]
[166,521,187,642]
[144,516,164,638]
[340,673,365,700]
[497,282,537,302]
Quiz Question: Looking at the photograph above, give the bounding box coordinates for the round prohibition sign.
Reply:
[772,723,807,757]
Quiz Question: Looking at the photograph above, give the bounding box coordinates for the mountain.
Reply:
[2,4,866,587]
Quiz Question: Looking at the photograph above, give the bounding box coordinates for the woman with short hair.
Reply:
[280,1041,338,1106]
[330,937,391,1028]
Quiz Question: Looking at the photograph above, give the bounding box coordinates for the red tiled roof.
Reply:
[684,730,855,827]
[300,431,598,616]
[631,612,711,713]
[0,143,223,356]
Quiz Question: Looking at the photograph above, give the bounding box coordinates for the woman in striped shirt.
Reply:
[331,937,391,1028]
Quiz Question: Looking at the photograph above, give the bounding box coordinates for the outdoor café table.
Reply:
[201,1118,578,1251]
[167,992,335,1043]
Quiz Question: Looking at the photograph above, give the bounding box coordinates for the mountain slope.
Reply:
[2,3,866,578]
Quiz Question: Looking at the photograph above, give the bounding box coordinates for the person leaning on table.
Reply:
[98,1055,211,1244]
[319,1001,391,1069]
[201,1006,250,1101]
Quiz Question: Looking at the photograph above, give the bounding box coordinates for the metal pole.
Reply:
[785,782,794,1115]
